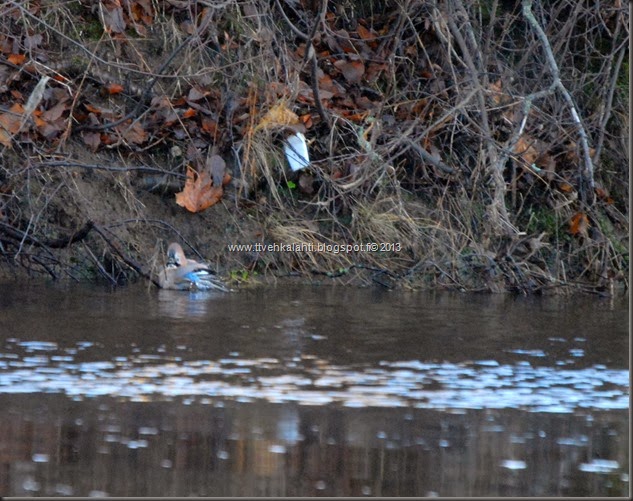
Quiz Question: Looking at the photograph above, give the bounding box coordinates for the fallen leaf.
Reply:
[7,53,26,65]
[513,135,539,166]
[345,112,368,123]
[298,172,315,195]
[131,0,154,25]
[569,212,589,236]
[84,103,103,114]
[365,62,387,83]
[317,73,344,97]
[52,74,71,83]
[105,83,124,94]
[0,103,24,147]
[114,121,147,145]
[175,165,227,213]
[82,131,101,151]
[41,101,68,122]
[100,133,114,145]
[558,182,574,193]
[102,0,126,34]
[255,102,300,131]
[299,113,313,129]
[535,152,556,181]
[187,86,208,101]
[489,79,504,105]
[181,107,197,119]
[356,24,375,42]
[201,117,218,135]
[595,187,614,204]
[334,59,365,84]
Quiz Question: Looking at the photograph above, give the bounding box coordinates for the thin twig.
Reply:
[92,223,160,287]
[522,0,595,203]
[77,35,194,132]
[0,220,92,249]
[27,161,186,178]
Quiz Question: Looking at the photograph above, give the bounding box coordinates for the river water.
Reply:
[0,282,628,497]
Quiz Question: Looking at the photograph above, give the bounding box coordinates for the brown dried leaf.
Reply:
[82,131,101,152]
[535,152,556,182]
[102,0,126,34]
[334,59,365,84]
[175,165,228,213]
[255,102,300,131]
[300,113,313,129]
[201,117,218,135]
[131,0,153,25]
[7,53,25,65]
[569,212,589,237]
[489,80,504,105]
[317,73,344,97]
[0,103,24,147]
[595,186,614,204]
[114,121,147,145]
[83,103,103,114]
[365,62,387,83]
[298,172,315,195]
[558,182,574,193]
[41,101,68,122]
[187,86,208,102]
[356,24,375,41]
[105,83,124,95]
[181,108,196,119]
[513,135,539,166]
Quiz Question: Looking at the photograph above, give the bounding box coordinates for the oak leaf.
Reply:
[175,165,231,213]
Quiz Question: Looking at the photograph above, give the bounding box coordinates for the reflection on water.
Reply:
[0,396,628,497]
[0,282,629,496]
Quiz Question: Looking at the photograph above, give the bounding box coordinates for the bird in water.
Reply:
[158,242,229,292]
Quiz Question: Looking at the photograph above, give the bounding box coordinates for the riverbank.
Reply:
[0,1,628,294]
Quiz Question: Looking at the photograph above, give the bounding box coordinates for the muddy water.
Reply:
[0,283,628,497]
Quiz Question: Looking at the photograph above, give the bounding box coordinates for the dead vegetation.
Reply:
[0,0,629,294]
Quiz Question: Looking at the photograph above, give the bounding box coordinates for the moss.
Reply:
[525,207,559,235]
[75,17,104,41]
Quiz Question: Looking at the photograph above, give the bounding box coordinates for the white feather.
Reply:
[284,132,310,171]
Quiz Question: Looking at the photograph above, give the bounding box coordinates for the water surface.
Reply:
[0,282,628,496]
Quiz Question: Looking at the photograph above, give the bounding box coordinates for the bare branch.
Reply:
[522,0,596,203]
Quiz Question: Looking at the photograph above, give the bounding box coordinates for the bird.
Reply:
[158,242,229,292]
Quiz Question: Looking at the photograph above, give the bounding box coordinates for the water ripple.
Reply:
[0,346,628,410]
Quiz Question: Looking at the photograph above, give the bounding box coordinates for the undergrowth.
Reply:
[0,0,628,294]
